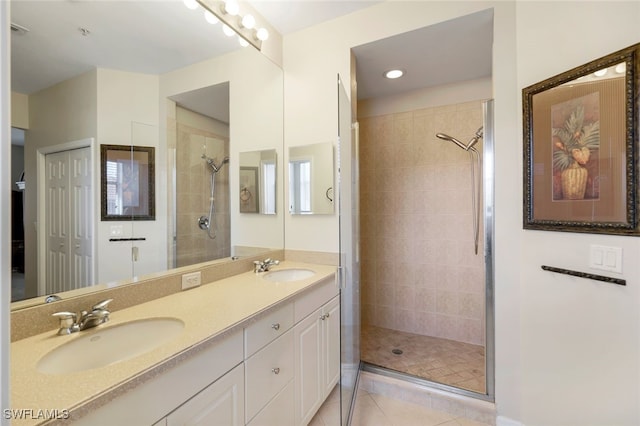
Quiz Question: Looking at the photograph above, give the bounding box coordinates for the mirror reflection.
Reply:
[10,1,284,308]
[289,142,334,215]
[239,149,277,215]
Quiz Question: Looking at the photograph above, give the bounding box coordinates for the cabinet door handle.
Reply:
[271,323,280,331]
[271,367,280,375]
[320,314,326,320]
[325,312,330,318]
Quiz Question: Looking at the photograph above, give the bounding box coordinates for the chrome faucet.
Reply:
[52,299,113,335]
[254,258,279,273]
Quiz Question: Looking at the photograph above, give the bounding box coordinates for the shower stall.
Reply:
[174,106,231,267]
[359,99,494,397]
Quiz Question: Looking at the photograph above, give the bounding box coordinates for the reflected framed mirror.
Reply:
[289,142,334,215]
[523,42,639,235]
[239,149,277,214]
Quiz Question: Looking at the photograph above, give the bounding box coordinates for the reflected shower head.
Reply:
[202,155,230,173]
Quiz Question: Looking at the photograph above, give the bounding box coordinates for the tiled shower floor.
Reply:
[361,325,486,393]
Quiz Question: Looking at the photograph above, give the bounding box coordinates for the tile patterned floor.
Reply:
[310,385,492,426]
[361,325,486,393]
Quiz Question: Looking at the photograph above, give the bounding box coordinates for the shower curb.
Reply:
[359,370,496,425]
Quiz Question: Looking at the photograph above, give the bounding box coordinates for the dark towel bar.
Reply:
[541,265,626,286]
[108,237,147,242]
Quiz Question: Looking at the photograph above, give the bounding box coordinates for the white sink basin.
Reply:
[263,268,315,282]
[37,317,184,374]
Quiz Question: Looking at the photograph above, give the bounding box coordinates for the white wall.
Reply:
[284,1,640,425]
[95,69,164,283]
[25,70,98,296]
[515,2,640,425]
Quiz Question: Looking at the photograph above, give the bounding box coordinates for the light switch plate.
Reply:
[589,245,622,273]
[181,271,201,290]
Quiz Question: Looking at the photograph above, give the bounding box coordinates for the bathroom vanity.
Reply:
[10,262,338,425]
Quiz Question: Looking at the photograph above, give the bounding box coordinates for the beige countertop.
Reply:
[10,261,337,425]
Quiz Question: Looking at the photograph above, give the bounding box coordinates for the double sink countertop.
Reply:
[10,261,337,425]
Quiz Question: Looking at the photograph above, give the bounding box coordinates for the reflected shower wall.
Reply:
[175,107,230,267]
[360,100,485,346]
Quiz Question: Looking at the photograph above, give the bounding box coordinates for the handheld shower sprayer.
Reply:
[198,154,230,239]
[434,126,484,255]
[435,127,483,151]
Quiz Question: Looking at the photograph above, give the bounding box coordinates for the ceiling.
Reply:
[10,1,493,130]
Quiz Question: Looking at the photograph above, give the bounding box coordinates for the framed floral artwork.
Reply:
[523,42,639,235]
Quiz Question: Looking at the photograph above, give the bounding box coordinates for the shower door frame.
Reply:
[362,99,496,403]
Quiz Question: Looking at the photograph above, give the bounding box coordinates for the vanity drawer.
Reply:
[245,328,294,422]
[244,302,294,358]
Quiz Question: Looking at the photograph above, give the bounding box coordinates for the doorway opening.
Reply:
[353,9,495,400]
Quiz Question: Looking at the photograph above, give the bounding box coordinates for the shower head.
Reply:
[202,155,229,173]
[436,126,484,151]
[436,133,467,150]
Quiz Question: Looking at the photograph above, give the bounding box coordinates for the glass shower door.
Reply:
[338,74,360,426]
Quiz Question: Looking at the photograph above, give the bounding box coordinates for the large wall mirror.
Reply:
[9,0,284,308]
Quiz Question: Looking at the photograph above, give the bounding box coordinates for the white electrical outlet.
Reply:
[181,271,201,290]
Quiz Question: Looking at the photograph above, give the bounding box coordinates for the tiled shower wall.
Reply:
[175,116,230,267]
[360,101,485,345]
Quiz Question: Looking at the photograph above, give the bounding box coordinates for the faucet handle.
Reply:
[52,312,78,335]
[92,299,113,311]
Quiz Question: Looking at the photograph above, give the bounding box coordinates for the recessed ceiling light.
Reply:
[384,69,404,79]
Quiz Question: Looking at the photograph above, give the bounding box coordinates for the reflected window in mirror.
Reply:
[288,142,334,215]
[289,159,312,214]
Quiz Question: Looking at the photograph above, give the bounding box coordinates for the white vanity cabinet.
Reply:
[165,363,245,426]
[69,272,339,426]
[74,331,244,426]
[294,295,340,426]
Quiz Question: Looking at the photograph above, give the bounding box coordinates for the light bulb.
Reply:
[204,10,218,24]
[255,27,269,41]
[222,24,235,37]
[183,0,198,10]
[241,14,256,29]
[593,69,607,77]
[223,0,239,16]
[239,37,249,47]
[615,63,626,74]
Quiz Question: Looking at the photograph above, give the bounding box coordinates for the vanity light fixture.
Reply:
[183,0,199,10]
[204,10,219,25]
[255,27,269,41]
[221,0,239,16]
[384,69,404,79]
[615,63,626,74]
[222,24,235,37]
[189,0,267,50]
[593,68,608,77]
[241,14,256,29]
